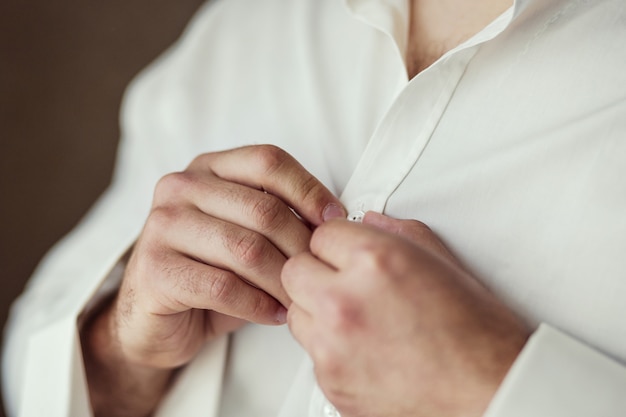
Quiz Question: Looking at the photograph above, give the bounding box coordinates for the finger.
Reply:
[155,171,312,257]
[286,302,316,352]
[151,254,288,325]
[288,299,354,394]
[149,206,291,307]
[205,312,247,337]
[191,145,346,226]
[281,252,336,313]
[309,219,385,270]
[361,211,432,240]
[362,212,458,264]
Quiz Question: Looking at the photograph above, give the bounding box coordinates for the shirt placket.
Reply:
[340,47,479,217]
[312,5,519,417]
[339,3,518,218]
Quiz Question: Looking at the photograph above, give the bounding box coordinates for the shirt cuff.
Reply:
[483,323,626,417]
[16,253,128,417]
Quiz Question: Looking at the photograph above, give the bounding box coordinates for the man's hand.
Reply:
[81,145,345,417]
[282,212,530,417]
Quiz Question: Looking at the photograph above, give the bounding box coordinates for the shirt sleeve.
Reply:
[483,323,626,417]
[0,3,230,415]
[1,64,174,417]
[2,143,153,416]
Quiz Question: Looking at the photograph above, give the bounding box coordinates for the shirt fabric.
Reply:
[3,0,626,416]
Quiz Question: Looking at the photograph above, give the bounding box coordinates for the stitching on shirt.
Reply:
[522,0,594,57]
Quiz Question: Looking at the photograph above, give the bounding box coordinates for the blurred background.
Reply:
[0,0,205,414]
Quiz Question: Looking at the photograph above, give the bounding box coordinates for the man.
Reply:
[4,0,626,416]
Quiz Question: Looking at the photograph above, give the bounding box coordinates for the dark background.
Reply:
[0,0,206,414]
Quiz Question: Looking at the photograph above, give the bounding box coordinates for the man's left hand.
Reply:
[282,211,530,417]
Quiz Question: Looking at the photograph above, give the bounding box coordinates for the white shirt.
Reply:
[4,0,626,416]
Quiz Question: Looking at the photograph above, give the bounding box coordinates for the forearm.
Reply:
[81,298,174,417]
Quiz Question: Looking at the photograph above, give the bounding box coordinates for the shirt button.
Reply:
[347,210,365,223]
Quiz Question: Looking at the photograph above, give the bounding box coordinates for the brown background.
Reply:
[0,0,206,414]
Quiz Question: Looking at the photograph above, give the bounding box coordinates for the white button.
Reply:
[347,210,365,223]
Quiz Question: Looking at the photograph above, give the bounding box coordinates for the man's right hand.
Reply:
[81,145,345,417]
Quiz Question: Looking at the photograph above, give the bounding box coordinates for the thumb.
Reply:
[362,212,459,265]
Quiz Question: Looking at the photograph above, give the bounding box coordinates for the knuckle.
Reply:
[149,256,185,288]
[249,194,286,232]
[135,243,164,276]
[227,232,269,268]
[129,250,179,308]
[246,292,273,321]
[357,244,391,274]
[324,292,362,333]
[313,344,344,382]
[253,144,289,175]
[207,272,235,304]
[354,243,407,286]
[154,171,195,202]
[145,205,182,237]
[148,264,194,312]
[297,174,325,206]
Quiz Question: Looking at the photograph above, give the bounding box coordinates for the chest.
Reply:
[136,0,626,362]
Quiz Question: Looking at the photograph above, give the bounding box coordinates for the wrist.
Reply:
[81,296,173,417]
[470,323,531,417]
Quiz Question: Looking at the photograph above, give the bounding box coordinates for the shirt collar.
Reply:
[342,0,538,61]
[342,0,410,60]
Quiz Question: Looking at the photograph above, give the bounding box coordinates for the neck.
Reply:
[407,0,513,77]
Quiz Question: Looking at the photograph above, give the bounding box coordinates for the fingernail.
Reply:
[361,211,386,224]
[322,203,346,221]
[275,306,288,324]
